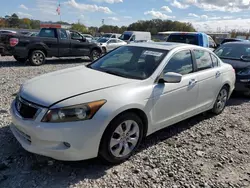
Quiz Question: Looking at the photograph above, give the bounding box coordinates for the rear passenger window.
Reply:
[194,50,213,71]
[59,29,67,39]
[164,50,193,75]
[210,54,218,67]
[39,29,56,38]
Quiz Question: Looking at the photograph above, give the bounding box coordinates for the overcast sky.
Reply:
[1,0,250,32]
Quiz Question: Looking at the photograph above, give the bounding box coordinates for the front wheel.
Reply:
[99,113,144,164]
[90,49,101,62]
[13,56,27,63]
[211,86,229,115]
[29,50,46,66]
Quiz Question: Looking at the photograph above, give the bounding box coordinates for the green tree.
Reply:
[71,23,88,33]
[30,20,40,29]
[8,13,20,28]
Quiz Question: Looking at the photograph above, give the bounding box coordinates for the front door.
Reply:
[70,31,90,56]
[152,50,198,130]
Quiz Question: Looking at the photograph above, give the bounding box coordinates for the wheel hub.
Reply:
[109,120,140,158]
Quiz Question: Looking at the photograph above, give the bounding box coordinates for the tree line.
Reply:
[0,13,196,35]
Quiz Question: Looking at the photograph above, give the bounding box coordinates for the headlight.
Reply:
[42,100,106,123]
[237,69,250,76]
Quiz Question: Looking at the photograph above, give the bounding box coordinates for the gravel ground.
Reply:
[1,56,250,188]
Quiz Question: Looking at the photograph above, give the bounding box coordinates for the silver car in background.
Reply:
[97,38,127,53]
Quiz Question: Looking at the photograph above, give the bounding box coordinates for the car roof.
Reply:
[128,42,196,51]
[220,41,250,45]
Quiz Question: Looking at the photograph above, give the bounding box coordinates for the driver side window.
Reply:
[163,50,193,75]
[70,32,81,40]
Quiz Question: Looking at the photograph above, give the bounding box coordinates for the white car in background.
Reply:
[10,43,235,164]
[81,34,94,42]
[97,38,127,53]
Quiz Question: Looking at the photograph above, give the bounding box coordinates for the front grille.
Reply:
[15,97,38,119]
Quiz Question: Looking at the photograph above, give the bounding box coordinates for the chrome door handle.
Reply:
[189,79,198,85]
[216,71,221,77]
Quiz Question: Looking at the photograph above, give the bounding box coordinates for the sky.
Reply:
[1,0,250,32]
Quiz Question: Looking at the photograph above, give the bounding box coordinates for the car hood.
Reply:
[20,66,135,107]
[221,58,250,72]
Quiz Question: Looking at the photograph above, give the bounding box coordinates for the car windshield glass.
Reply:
[120,34,131,41]
[214,43,250,60]
[88,46,168,80]
[102,34,112,38]
[167,34,199,45]
[98,38,109,43]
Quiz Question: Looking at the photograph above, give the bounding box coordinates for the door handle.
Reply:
[189,79,198,86]
[216,71,221,77]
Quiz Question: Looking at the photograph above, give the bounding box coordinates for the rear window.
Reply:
[167,34,199,45]
[39,29,56,38]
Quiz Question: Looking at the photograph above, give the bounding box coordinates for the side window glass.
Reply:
[109,39,116,43]
[60,29,67,39]
[194,50,213,71]
[71,32,81,40]
[164,50,193,75]
[39,29,56,38]
[210,54,218,67]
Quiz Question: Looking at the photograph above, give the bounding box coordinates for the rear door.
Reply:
[193,49,222,110]
[38,28,58,56]
[58,29,70,57]
[70,31,90,56]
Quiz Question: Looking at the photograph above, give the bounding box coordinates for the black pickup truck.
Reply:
[0,28,102,66]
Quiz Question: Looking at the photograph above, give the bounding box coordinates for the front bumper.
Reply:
[10,100,106,161]
[235,80,250,93]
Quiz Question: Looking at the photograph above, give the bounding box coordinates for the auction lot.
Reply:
[1,56,250,188]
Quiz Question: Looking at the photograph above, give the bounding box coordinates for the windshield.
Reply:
[120,34,131,41]
[102,34,112,38]
[97,38,109,43]
[167,34,199,45]
[214,43,250,60]
[88,46,168,80]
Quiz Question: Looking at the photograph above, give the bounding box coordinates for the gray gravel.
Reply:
[1,56,250,188]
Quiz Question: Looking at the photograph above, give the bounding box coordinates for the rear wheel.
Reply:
[29,50,46,66]
[13,56,27,63]
[211,86,229,115]
[99,112,144,164]
[90,49,101,62]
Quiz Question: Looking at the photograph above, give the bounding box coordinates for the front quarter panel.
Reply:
[52,79,154,136]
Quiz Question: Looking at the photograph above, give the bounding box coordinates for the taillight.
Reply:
[10,38,19,47]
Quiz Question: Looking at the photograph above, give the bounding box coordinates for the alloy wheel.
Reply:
[109,120,140,158]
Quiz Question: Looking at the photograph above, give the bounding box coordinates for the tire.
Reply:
[99,112,144,164]
[90,49,101,62]
[211,86,229,115]
[29,50,46,66]
[13,56,27,63]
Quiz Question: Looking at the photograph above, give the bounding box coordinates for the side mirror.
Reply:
[162,72,182,83]
[82,37,87,42]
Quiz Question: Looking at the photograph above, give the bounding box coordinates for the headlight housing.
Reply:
[42,100,106,123]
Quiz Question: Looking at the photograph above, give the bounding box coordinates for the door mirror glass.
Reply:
[82,37,87,42]
[162,72,182,83]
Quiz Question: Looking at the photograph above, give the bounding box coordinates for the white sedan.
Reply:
[97,38,127,53]
[10,43,235,163]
